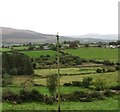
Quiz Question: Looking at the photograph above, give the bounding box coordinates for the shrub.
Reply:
[107,68,116,72]
[103,60,114,65]
[116,62,120,65]
[110,85,120,90]
[20,89,44,102]
[116,66,120,71]
[3,90,20,103]
[96,68,103,73]
[72,81,82,87]
[47,74,57,96]
[82,77,93,88]
[104,90,114,97]
[63,82,72,86]
[2,73,12,87]
[30,89,44,102]
[90,91,104,100]
[94,79,106,91]
[9,68,18,75]
[44,96,53,105]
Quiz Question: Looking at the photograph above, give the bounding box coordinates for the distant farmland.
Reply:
[63,48,118,62]
[21,50,57,58]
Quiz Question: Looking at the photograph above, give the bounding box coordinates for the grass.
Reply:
[63,47,118,62]
[33,71,118,86]
[2,97,118,110]
[21,50,57,58]
[3,86,91,95]
[13,46,28,50]
[35,67,99,76]
[0,48,10,52]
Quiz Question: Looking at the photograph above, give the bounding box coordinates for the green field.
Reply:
[34,70,118,86]
[35,67,99,76]
[0,48,10,52]
[2,98,118,110]
[63,48,118,62]
[2,47,119,110]
[21,50,57,58]
[13,46,28,50]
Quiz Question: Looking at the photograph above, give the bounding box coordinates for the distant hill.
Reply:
[1,27,117,45]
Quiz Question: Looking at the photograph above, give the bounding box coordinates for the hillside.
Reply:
[1,27,117,45]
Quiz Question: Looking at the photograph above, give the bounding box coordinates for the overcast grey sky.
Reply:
[0,0,119,36]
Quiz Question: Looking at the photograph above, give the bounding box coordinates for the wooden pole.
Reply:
[56,33,60,112]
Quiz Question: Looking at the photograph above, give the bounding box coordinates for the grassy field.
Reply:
[2,47,119,110]
[0,48,10,52]
[2,97,118,110]
[35,67,99,76]
[3,86,91,95]
[21,50,57,58]
[34,71,118,87]
[13,46,28,50]
[63,48,118,62]
[13,69,118,86]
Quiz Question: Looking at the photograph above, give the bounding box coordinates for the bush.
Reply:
[116,66,120,71]
[94,79,106,91]
[90,91,104,100]
[110,85,120,90]
[103,60,114,65]
[104,90,114,97]
[30,89,44,102]
[9,68,18,75]
[96,68,106,73]
[19,89,44,103]
[3,90,20,103]
[63,82,72,86]
[62,91,104,102]
[62,91,90,102]
[2,73,12,87]
[82,77,93,88]
[72,81,82,87]
[107,68,116,72]
[96,68,103,73]
[47,74,57,96]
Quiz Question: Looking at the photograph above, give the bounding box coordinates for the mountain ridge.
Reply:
[1,27,117,45]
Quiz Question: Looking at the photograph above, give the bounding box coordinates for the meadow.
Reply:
[2,46,119,111]
[2,98,118,110]
[63,47,119,62]
[34,71,118,87]
[21,50,57,58]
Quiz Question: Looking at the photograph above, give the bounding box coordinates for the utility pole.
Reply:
[56,32,60,112]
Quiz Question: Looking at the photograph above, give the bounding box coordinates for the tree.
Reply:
[69,41,78,48]
[85,44,89,48]
[2,52,34,75]
[28,45,35,50]
[47,74,57,96]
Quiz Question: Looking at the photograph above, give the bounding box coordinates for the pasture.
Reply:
[34,67,99,76]
[2,98,118,110]
[21,50,57,58]
[63,48,118,62]
[2,46,119,111]
[34,71,118,87]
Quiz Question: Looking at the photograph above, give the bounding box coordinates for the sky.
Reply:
[0,0,119,36]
